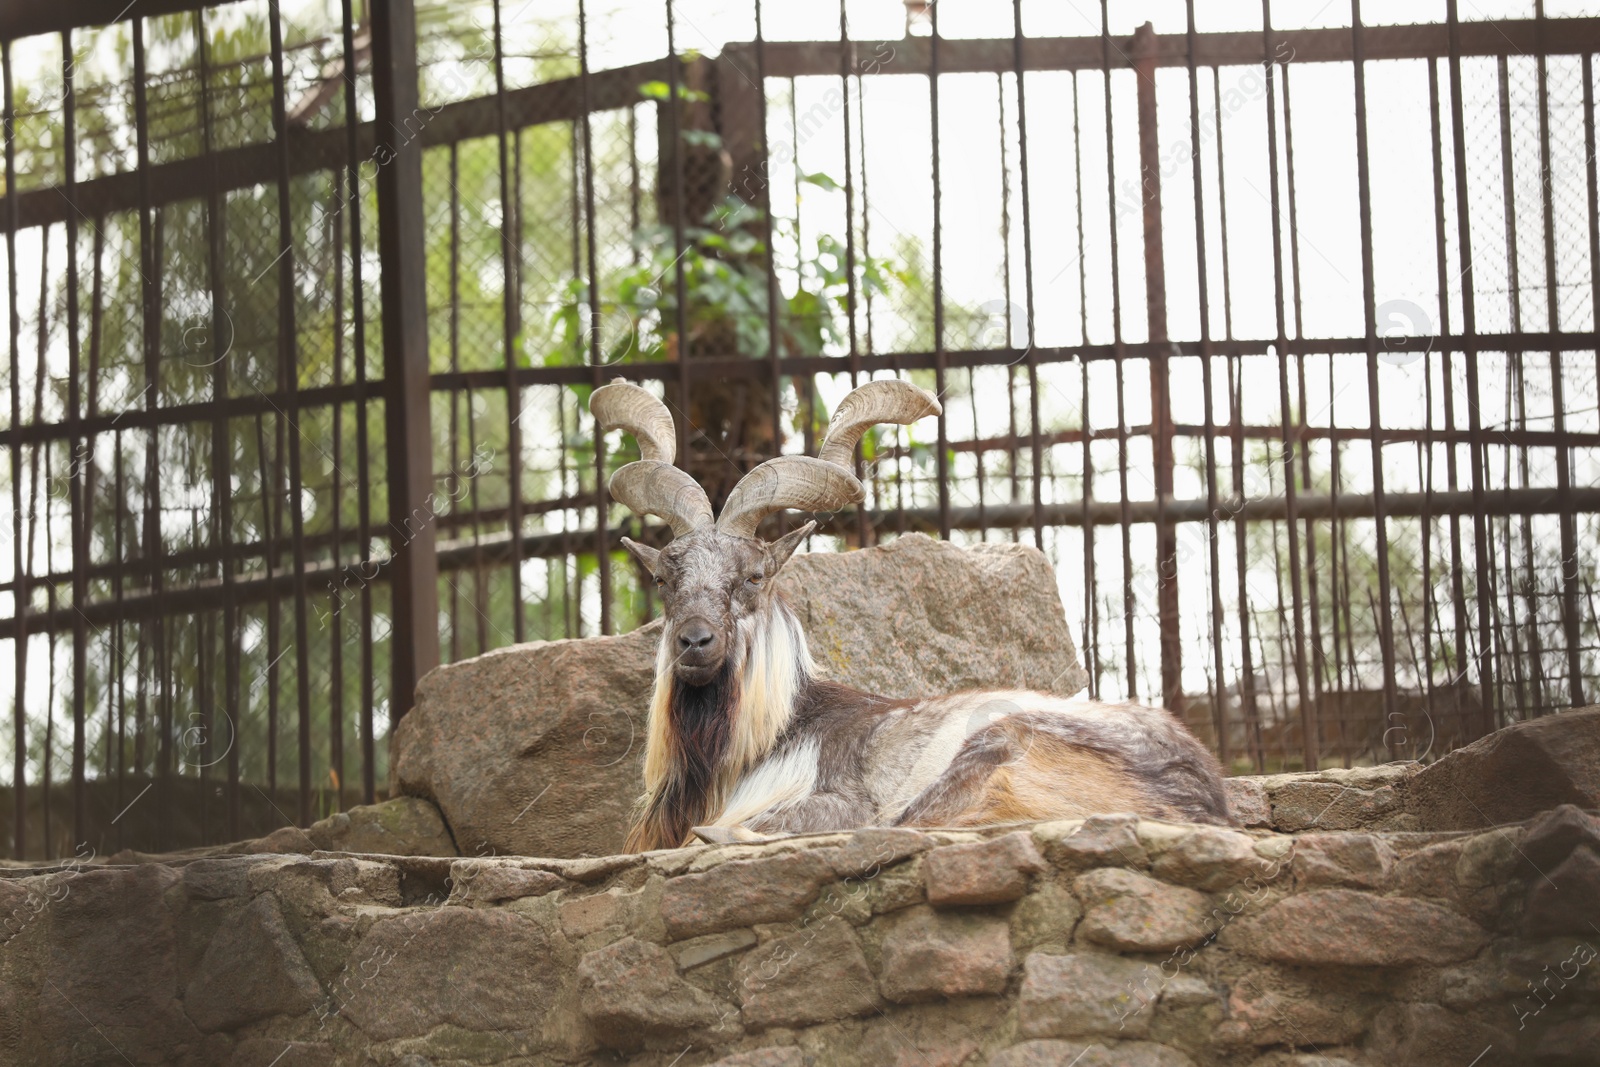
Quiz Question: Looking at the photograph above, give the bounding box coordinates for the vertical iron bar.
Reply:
[1429,54,1471,742]
[197,8,240,839]
[371,0,441,719]
[1533,5,1585,708]
[1133,23,1183,717]
[930,0,950,540]
[132,18,172,851]
[1263,0,1310,770]
[2,38,21,860]
[492,0,526,644]
[1073,70,1099,699]
[1350,0,1397,754]
[1181,10,1227,763]
[666,0,693,499]
[61,28,87,846]
[268,0,316,827]
[339,0,377,805]
[578,0,611,635]
[838,0,868,548]
[1012,0,1044,550]
[1100,0,1137,699]
[1446,0,1499,732]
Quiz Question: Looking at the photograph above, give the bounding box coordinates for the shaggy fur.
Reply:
[623,551,1232,850]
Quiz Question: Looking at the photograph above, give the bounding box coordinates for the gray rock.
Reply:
[305,796,458,856]
[1148,826,1268,892]
[735,915,878,1029]
[1074,869,1213,953]
[394,534,1088,857]
[990,1041,1197,1067]
[925,831,1046,907]
[1224,889,1487,966]
[878,905,1013,1002]
[37,865,201,1065]
[1018,952,1156,1039]
[662,850,834,940]
[231,1040,336,1067]
[337,908,558,1040]
[1405,705,1600,830]
[185,894,323,1031]
[577,936,734,1049]
[709,1050,806,1067]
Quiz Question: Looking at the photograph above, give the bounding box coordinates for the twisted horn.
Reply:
[817,378,942,469]
[715,456,863,538]
[590,379,712,538]
[715,378,940,538]
[591,378,678,462]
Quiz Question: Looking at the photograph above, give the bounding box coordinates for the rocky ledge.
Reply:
[2,800,1596,1066]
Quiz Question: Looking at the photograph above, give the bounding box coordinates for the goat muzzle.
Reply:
[673,616,726,683]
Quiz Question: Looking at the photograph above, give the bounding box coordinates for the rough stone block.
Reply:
[709,1050,806,1067]
[1010,882,1083,954]
[305,796,458,857]
[1149,826,1268,891]
[185,894,322,1031]
[878,905,1013,1002]
[1287,832,1396,889]
[663,851,834,940]
[452,862,566,904]
[925,831,1046,907]
[1390,839,1463,900]
[1368,1002,1517,1067]
[1034,815,1149,872]
[231,1039,336,1067]
[1223,778,1272,829]
[672,929,759,971]
[821,827,933,880]
[735,915,878,1030]
[1216,970,1372,1046]
[1075,868,1212,953]
[1524,844,1600,937]
[338,908,559,1040]
[1519,803,1600,872]
[990,1039,1197,1066]
[37,865,200,1063]
[1404,706,1600,831]
[577,936,733,1049]
[1018,952,1154,1039]
[1267,776,1405,833]
[1226,889,1487,966]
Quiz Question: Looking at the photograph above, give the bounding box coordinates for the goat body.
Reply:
[590,377,1232,853]
[628,592,1230,851]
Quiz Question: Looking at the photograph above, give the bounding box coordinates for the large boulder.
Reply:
[393,533,1089,857]
[1404,705,1600,830]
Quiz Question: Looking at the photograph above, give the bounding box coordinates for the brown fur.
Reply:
[927,735,1157,827]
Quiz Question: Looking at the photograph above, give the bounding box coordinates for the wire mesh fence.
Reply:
[2,0,1598,860]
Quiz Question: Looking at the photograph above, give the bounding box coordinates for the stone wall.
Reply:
[2,803,1594,1066]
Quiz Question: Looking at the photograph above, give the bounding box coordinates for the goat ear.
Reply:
[621,536,662,576]
[765,521,816,573]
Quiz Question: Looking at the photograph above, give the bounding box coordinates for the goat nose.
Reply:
[678,619,715,651]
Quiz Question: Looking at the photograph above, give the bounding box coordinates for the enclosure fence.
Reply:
[2,0,1598,859]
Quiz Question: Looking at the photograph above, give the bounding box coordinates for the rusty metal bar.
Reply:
[1446,0,1500,729]
[931,1,950,541]
[1350,0,1396,764]
[579,0,611,635]
[1178,10,1223,759]
[371,0,439,721]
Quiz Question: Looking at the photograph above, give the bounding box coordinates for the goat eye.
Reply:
[654,576,666,589]
[746,574,763,587]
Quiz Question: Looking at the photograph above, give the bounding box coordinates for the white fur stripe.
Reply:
[714,738,821,828]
